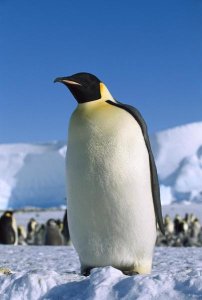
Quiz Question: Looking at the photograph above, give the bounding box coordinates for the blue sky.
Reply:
[0,0,201,143]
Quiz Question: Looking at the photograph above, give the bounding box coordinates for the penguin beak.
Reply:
[54,77,63,83]
[54,77,82,86]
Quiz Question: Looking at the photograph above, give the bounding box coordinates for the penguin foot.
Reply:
[80,266,92,277]
[122,270,139,276]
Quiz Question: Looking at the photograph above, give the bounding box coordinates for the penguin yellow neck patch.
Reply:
[5,213,11,217]
[99,83,114,101]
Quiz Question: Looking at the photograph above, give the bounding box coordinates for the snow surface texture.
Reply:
[0,246,201,300]
[0,121,202,209]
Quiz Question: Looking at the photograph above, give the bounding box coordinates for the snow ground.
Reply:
[0,207,202,299]
[0,246,202,300]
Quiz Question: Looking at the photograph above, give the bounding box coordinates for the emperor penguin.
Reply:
[0,211,18,245]
[54,72,164,275]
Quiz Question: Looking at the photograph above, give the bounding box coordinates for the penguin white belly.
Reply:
[67,101,156,274]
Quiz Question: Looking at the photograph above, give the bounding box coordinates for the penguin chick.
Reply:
[190,218,201,238]
[17,225,27,245]
[54,72,164,275]
[0,211,18,245]
[26,218,38,245]
[44,219,64,245]
[34,224,46,245]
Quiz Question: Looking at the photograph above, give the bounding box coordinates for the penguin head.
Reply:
[56,219,63,230]
[28,218,37,232]
[47,219,58,227]
[3,211,13,220]
[54,72,112,103]
[0,211,13,225]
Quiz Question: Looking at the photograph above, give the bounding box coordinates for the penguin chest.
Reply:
[67,103,156,266]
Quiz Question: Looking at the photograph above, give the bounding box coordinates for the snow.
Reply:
[0,246,202,299]
[151,122,202,179]
[1,122,202,298]
[0,142,66,209]
[151,122,202,204]
[0,121,202,209]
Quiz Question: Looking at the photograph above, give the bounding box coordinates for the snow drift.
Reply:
[0,121,202,209]
[0,142,66,209]
[151,122,202,205]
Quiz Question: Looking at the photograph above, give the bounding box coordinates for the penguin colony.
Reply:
[0,211,201,246]
[157,213,202,247]
[54,72,165,275]
[0,210,70,246]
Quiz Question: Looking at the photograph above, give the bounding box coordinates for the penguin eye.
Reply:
[80,80,88,88]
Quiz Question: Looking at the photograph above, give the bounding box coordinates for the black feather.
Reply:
[106,100,165,234]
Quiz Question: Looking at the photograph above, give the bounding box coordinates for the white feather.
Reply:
[66,98,156,274]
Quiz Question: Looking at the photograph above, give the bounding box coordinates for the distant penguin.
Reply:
[181,220,189,234]
[34,224,46,245]
[184,213,195,229]
[62,209,71,245]
[184,213,190,223]
[174,214,182,235]
[182,218,201,247]
[26,218,38,244]
[17,225,27,245]
[0,211,18,245]
[190,218,201,238]
[44,219,64,245]
[164,215,174,235]
[54,72,164,275]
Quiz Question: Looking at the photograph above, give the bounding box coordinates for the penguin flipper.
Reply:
[106,100,165,235]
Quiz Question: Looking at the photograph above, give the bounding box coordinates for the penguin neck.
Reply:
[77,83,115,110]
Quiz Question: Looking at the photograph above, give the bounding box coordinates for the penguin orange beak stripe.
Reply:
[62,80,82,86]
[54,77,82,86]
